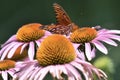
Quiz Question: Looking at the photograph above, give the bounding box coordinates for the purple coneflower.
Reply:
[15,34,107,80]
[70,26,120,60]
[0,23,52,61]
[0,60,22,80]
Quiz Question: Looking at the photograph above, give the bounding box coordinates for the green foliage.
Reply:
[93,56,114,80]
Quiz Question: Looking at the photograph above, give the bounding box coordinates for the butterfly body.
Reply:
[41,24,73,35]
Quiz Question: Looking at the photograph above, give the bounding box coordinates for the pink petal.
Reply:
[1,42,17,60]
[20,65,35,80]
[0,43,10,56]
[97,34,120,41]
[98,37,118,46]
[106,30,120,34]
[55,65,62,79]
[38,31,52,42]
[75,58,91,66]
[44,31,52,36]
[85,43,92,61]
[108,34,120,41]
[98,69,107,78]
[20,43,28,54]
[35,41,41,47]
[71,61,88,80]
[68,77,75,80]
[60,65,68,75]
[0,42,15,53]
[97,29,107,35]
[7,70,14,77]
[77,51,86,60]
[93,41,108,54]
[1,35,17,47]
[91,48,96,58]
[49,66,56,77]
[29,67,40,80]
[2,71,8,80]
[35,66,50,80]
[7,43,23,58]
[65,64,81,80]
[72,43,80,49]
[28,42,35,60]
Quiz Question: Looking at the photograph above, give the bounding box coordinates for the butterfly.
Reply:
[40,3,79,35]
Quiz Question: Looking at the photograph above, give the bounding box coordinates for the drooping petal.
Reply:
[7,43,23,58]
[28,42,35,60]
[7,69,17,79]
[15,61,28,68]
[55,65,63,79]
[0,43,10,56]
[76,58,107,79]
[65,64,81,80]
[71,61,88,80]
[29,67,40,80]
[1,42,18,60]
[77,51,86,60]
[93,41,108,54]
[2,71,8,80]
[74,43,87,60]
[1,35,17,47]
[19,65,35,80]
[98,69,107,79]
[20,43,28,54]
[91,47,96,59]
[49,65,57,78]
[16,61,36,79]
[34,66,50,80]
[96,37,118,46]
[60,65,68,75]
[85,43,92,61]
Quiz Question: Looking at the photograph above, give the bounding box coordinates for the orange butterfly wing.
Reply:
[53,3,72,26]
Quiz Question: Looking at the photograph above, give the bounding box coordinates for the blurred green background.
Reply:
[0,0,120,80]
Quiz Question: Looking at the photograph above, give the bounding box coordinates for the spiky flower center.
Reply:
[16,23,45,42]
[70,27,97,43]
[0,60,15,71]
[36,34,76,66]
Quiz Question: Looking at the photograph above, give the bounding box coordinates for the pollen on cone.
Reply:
[16,23,45,42]
[36,34,76,66]
[0,60,16,71]
[70,27,97,43]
